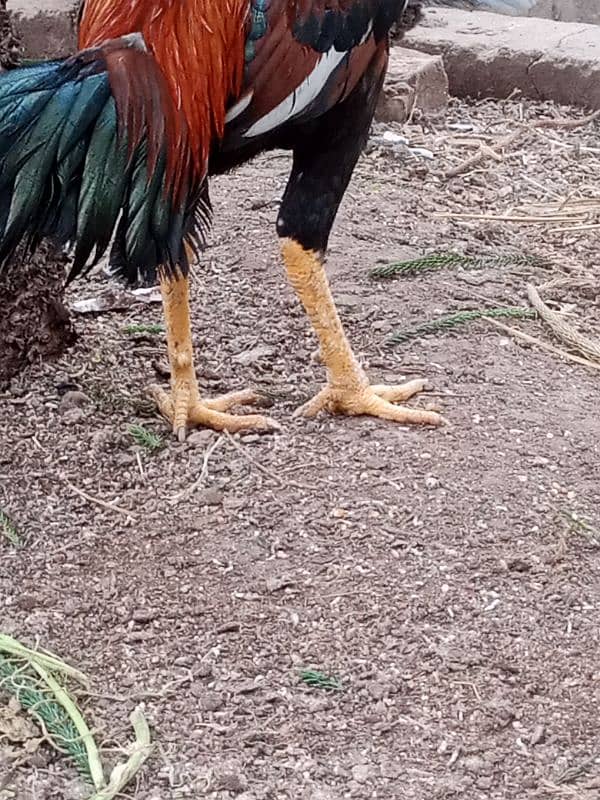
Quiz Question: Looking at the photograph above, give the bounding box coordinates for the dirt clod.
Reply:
[59,391,91,414]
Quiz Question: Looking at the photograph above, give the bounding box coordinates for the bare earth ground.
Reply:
[1,98,600,800]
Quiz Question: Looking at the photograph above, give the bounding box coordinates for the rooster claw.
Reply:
[147,384,282,439]
[294,378,443,426]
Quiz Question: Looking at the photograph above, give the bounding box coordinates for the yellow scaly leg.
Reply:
[148,272,279,440]
[281,238,442,426]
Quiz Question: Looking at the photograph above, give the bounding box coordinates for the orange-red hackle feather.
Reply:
[79,0,249,177]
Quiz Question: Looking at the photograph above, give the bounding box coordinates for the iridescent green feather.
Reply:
[75,97,129,266]
[0,45,207,285]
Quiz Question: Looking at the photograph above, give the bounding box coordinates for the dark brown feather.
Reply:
[226,0,399,141]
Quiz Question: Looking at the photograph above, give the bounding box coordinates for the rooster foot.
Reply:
[294,378,443,426]
[148,384,281,441]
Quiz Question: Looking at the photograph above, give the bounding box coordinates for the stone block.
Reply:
[403,8,600,109]
[377,48,449,123]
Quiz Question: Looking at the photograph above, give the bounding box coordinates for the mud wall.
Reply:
[530,0,600,24]
[8,0,77,58]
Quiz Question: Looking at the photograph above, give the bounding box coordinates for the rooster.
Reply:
[0,0,532,439]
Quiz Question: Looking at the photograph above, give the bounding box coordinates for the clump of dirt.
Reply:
[0,4,76,388]
[0,244,77,390]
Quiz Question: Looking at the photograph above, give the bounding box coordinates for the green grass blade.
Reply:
[300,669,342,691]
[0,636,103,787]
[0,635,89,685]
[371,252,465,278]
[0,509,22,547]
[28,660,105,790]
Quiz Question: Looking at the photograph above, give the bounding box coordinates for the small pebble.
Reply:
[530,724,546,746]
[59,391,91,414]
[186,430,216,447]
[351,764,372,783]
[196,488,224,506]
[132,608,158,624]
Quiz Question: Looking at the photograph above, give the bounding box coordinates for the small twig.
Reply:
[168,435,225,505]
[539,780,588,799]
[79,673,193,704]
[135,451,145,482]
[320,589,385,600]
[445,129,524,178]
[444,111,600,181]
[534,109,600,130]
[550,222,600,233]
[538,276,595,293]
[223,431,285,485]
[450,680,482,702]
[434,212,581,224]
[66,482,137,521]
[529,129,594,152]
[486,319,600,373]
[478,142,504,163]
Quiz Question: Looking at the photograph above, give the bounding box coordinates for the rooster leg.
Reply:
[274,45,442,428]
[281,239,442,426]
[148,273,279,440]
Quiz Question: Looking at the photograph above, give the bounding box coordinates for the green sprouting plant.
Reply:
[388,307,536,344]
[0,509,22,547]
[128,424,164,452]
[562,511,600,547]
[370,252,548,280]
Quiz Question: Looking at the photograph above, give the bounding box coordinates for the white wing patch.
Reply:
[242,46,348,138]
[225,91,254,123]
